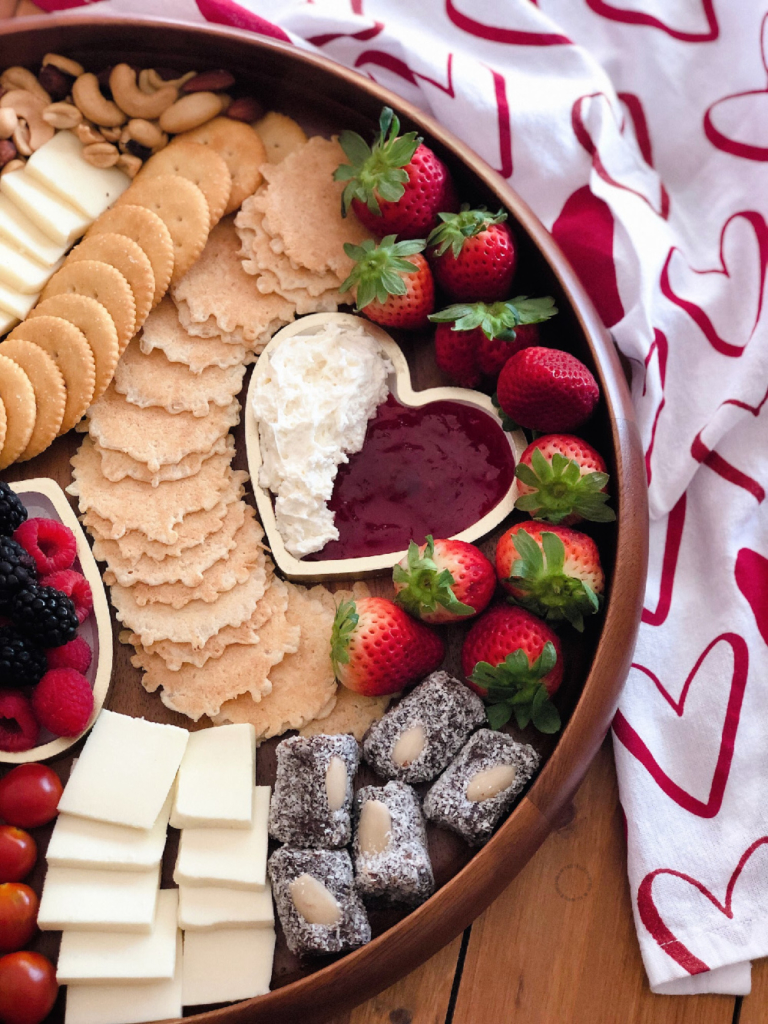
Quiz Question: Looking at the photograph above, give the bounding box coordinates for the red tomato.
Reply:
[0,884,38,953]
[0,828,36,883]
[0,766,62,828]
[0,951,58,1024]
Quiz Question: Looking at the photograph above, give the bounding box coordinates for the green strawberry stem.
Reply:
[470,643,561,734]
[515,448,616,524]
[492,392,520,433]
[393,535,474,618]
[427,204,508,258]
[428,296,557,342]
[334,106,421,217]
[506,529,601,632]
[341,235,426,310]
[330,599,358,677]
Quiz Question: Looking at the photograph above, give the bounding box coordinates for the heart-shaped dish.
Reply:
[245,313,528,581]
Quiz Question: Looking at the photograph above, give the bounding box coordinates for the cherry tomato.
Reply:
[0,884,38,953]
[0,765,62,828]
[0,828,36,883]
[0,951,58,1024]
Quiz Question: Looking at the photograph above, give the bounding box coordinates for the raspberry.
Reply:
[46,636,92,674]
[0,690,40,752]
[14,518,77,575]
[32,669,93,738]
[41,570,93,624]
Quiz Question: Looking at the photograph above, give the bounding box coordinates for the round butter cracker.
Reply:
[67,233,155,332]
[176,117,266,214]
[0,338,66,461]
[254,112,308,165]
[88,205,174,308]
[139,141,232,229]
[0,353,35,469]
[41,260,136,356]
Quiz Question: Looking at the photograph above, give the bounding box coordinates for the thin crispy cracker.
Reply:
[88,205,174,308]
[140,297,250,372]
[236,205,344,294]
[96,434,233,488]
[0,338,65,461]
[299,687,391,741]
[250,265,348,315]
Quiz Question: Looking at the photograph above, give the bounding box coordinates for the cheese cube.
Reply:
[0,280,38,320]
[47,790,172,871]
[57,888,178,984]
[171,723,256,829]
[0,169,90,247]
[58,710,189,830]
[0,237,61,293]
[182,927,275,1006]
[38,864,160,933]
[0,308,17,336]
[0,194,68,266]
[178,882,274,931]
[26,131,130,220]
[65,931,182,1024]
[174,787,269,891]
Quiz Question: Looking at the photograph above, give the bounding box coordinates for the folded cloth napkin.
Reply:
[35,0,768,995]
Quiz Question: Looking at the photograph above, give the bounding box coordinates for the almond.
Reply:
[226,96,263,123]
[182,70,235,93]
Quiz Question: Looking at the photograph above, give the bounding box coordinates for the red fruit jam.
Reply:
[305,394,515,560]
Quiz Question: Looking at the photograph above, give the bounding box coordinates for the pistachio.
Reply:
[289,873,342,926]
[465,764,517,803]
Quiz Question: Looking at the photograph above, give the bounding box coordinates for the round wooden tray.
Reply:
[0,15,648,1024]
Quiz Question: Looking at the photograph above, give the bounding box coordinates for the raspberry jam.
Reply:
[305,394,515,560]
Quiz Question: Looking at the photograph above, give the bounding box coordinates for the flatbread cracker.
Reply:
[41,260,136,355]
[88,205,174,308]
[140,297,250,372]
[0,338,65,461]
[254,112,308,165]
[0,354,34,469]
[139,142,232,229]
[299,687,391,741]
[175,118,266,215]
[67,232,155,331]
[96,434,233,488]
[113,337,245,417]
[250,265,348,315]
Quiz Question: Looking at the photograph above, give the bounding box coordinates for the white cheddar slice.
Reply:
[0,194,68,267]
[0,169,90,247]
[26,130,131,220]
[59,710,189,830]
[174,786,269,891]
[38,864,160,933]
[0,281,38,320]
[0,237,61,293]
[65,931,182,1024]
[182,927,275,1006]
[171,723,255,829]
[47,790,172,871]
[0,308,17,336]
[178,882,274,931]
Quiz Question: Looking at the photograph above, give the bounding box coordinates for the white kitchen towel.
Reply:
[33,0,768,995]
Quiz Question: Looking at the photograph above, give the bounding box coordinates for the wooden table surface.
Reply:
[1,3,762,1021]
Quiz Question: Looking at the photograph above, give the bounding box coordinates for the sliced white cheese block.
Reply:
[174,787,269,891]
[65,931,182,1024]
[0,194,68,266]
[171,723,256,829]
[0,308,17,336]
[182,927,275,1006]
[0,237,62,293]
[57,888,177,984]
[0,281,38,320]
[26,131,130,220]
[59,710,189,830]
[47,790,172,871]
[38,864,160,933]
[0,169,90,247]
[178,882,274,931]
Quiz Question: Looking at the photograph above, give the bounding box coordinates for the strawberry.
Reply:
[393,535,496,624]
[342,236,434,330]
[430,297,557,387]
[495,522,605,631]
[331,597,444,696]
[461,605,562,733]
[515,435,615,525]
[335,106,457,239]
[427,206,517,301]
[496,346,599,432]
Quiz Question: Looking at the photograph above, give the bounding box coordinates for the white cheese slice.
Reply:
[178,882,274,931]
[38,864,160,933]
[0,308,17,336]
[182,927,275,1006]
[65,930,182,1024]
[0,237,62,293]
[58,710,189,830]
[0,169,90,247]
[174,786,269,891]
[26,131,130,220]
[47,790,172,871]
[57,888,177,984]
[171,723,256,829]
[0,194,68,266]
[0,280,38,320]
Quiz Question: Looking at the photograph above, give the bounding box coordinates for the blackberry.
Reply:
[0,536,38,608]
[0,483,27,536]
[0,626,46,689]
[11,584,79,648]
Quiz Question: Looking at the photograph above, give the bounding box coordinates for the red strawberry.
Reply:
[393,535,495,624]
[335,106,457,239]
[495,521,605,631]
[461,605,562,733]
[476,322,540,378]
[434,322,482,388]
[497,346,599,432]
[342,237,434,330]
[427,206,517,301]
[331,597,444,696]
[515,435,615,525]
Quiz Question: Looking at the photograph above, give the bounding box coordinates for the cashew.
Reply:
[43,102,82,130]
[0,109,17,140]
[72,73,127,128]
[42,53,84,78]
[0,67,50,105]
[116,152,142,178]
[82,141,119,168]
[123,118,166,151]
[109,64,177,119]
[0,158,24,176]
[159,91,224,134]
[143,68,196,92]
[12,123,31,157]
[0,91,54,152]
[75,122,105,146]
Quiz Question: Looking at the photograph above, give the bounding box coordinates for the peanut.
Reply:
[83,141,120,168]
[43,102,82,130]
